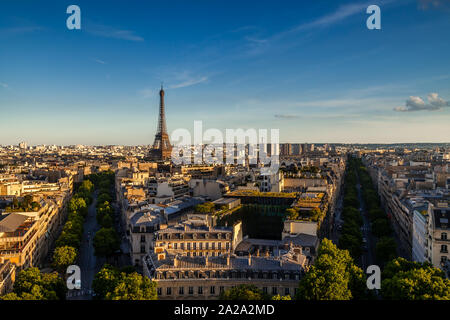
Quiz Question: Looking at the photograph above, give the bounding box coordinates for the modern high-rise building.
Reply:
[149,85,172,161]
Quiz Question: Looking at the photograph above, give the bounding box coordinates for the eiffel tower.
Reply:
[149,85,172,161]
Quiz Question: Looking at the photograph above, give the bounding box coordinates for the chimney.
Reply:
[248,253,252,266]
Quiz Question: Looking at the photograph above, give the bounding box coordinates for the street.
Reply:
[67,191,100,300]
[355,175,375,270]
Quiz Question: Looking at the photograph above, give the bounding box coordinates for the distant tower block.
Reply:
[149,85,172,161]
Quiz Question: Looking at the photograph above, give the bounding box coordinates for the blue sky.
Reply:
[0,0,449,145]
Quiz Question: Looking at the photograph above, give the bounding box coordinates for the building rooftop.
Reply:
[0,213,29,233]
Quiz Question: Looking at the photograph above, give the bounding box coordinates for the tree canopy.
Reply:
[52,246,78,274]
[93,227,120,257]
[1,268,66,300]
[219,284,269,300]
[297,238,367,300]
[381,257,450,300]
[92,264,157,300]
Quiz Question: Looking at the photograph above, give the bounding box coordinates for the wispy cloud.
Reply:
[85,24,144,42]
[242,0,393,56]
[169,73,208,89]
[93,58,106,65]
[0,82,9,89]
[394,93,450,112]
[274,114,300,119]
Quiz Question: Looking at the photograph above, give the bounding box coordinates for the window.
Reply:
[157,288,162,296]
[198,286,203,294]
[294,288,298,295]
[226,243,230,250]
[180,243,185,250]
[263,287,268,294]
[441,245,448,253]
[218,242,222,250]
[212,243,215,250]
[442,233,448,240]
[187,243,191,250]
[272,287,278,295]
[219,286,225,293]
[285,288,290,295]
[199,242,203,250]
[210,286,215,294]
[140,235,146,243]
[205,242,209,249]
[140,245,146,253]
[189,287,194,294]
[441,256,448,263]
[193,243,197,250]
[166,287,172,295]
[179,287,184,295]
[174,243,178,249]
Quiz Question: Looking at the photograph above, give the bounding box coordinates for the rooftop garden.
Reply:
[5,195,41,212]
[285,207,324,222]
[226,190,297,198]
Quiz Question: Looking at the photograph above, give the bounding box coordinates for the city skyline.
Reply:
[1,0,450,145]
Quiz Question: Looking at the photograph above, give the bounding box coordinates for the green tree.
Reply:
[339,233,362,259]
[271,294,292,300]
[92,264,120,299]
[219,284,268,300]
[93,228,120,257]
[68,197,87,216]
[286,208,299,220]
[79,180,94,193]
[371,218,392,238]
[297,239,367,300]
[375,237,397,265]
[93,265,157,300]
[381,258,450,299]
[52,246,78,274]
[56,231,81,249]
[5,267,66,300]
[195,202,215,213]
[97,193,112,207]
[106,272,157,300]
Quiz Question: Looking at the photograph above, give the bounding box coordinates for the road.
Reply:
[67,191,100,300]
[355,174,376,270]
[331,194,344,244]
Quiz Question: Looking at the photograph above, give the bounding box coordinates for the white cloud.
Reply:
[169,76,208,89]
[86,24,144,42]
[0,82,8,88]
[93,59,106,64]
[394,93,450,112]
